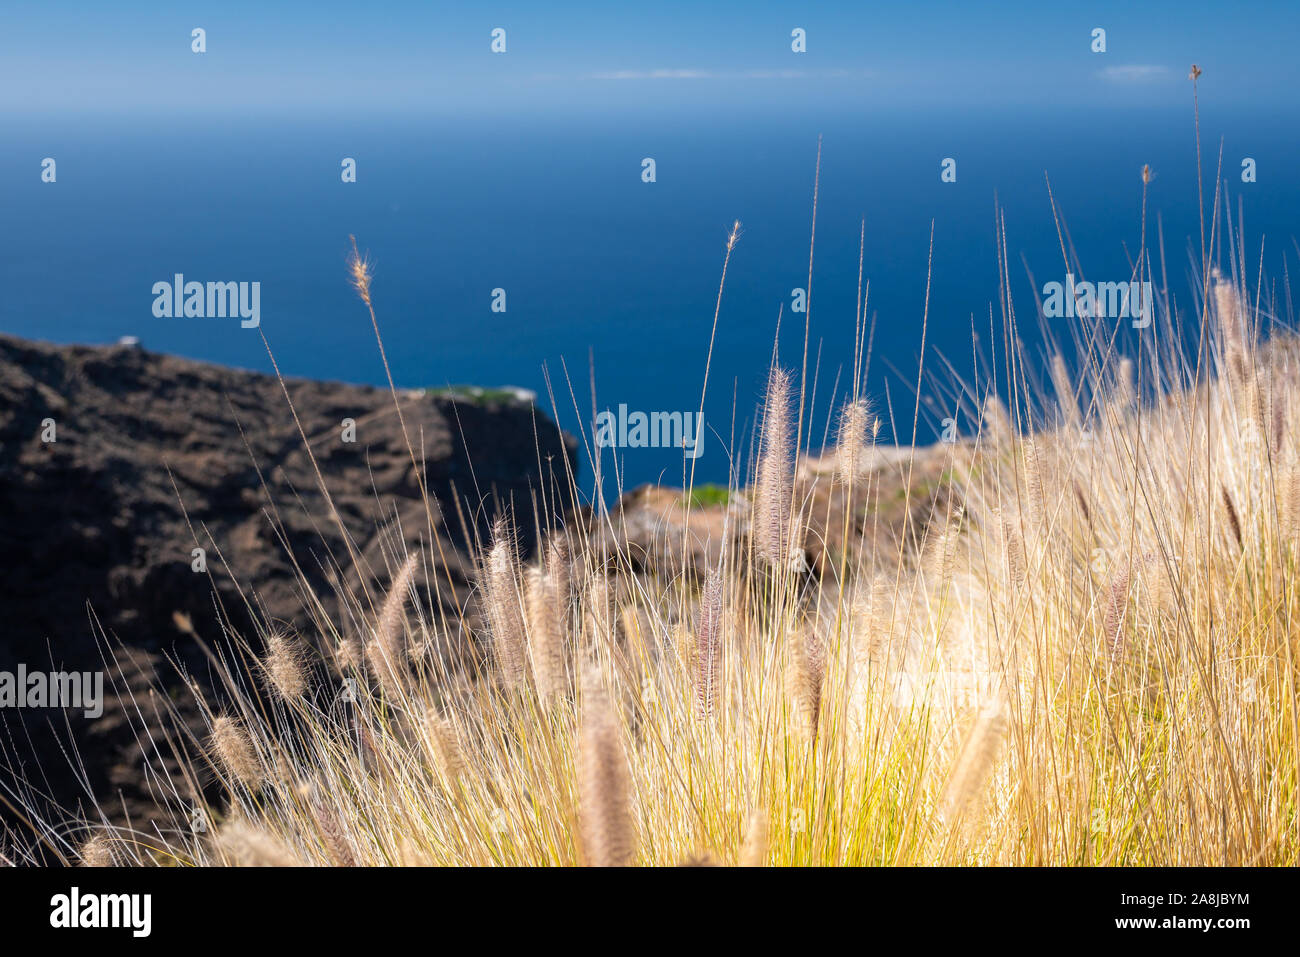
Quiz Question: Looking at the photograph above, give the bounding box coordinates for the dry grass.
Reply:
[6,92,1299,869]
[18,264,1290,867]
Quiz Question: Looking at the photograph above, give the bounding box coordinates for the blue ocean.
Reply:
[3,105,1297,492]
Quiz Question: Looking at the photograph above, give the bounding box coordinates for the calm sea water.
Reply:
[3,106,1297,493]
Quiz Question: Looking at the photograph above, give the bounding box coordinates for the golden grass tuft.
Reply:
[262,629,309,701]
[483,516,529,690]
[754,366,795,568]
[210,715,262,790]
[577,667,636,866]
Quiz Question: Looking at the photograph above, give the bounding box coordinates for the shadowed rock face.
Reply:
[0,334,575,834]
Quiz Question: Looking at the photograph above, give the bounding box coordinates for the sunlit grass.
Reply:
[9,83,1299,868]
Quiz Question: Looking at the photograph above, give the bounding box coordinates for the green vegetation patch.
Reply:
[427,385,530,406]
[683,483,731,508]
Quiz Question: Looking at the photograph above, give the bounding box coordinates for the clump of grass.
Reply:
[261,629,309,701]
[693,569,723,719]
[941,699,1008,826]
[482,516,528,691]
[422,710,467,789]
[577,667,636,866]
[526,565,567,702]
[77,833,118,868]
[210,715,262,791]
[754,366,796,570]
[212,820,300,867]
[836,398,873,485]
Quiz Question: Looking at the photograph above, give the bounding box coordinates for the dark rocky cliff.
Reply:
[0,334,575,834]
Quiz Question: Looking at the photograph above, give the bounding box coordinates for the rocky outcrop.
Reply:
[592,445,961,580]
[0,334,574,833]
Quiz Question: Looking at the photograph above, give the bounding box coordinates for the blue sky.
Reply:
[2,0,1296,116]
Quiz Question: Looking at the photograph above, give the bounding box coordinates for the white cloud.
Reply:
[1098,64,1170,82]
[591,69,714,80]
[589,68,871,81]
[740,69,807,79]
